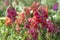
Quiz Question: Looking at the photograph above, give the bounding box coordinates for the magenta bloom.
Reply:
[30,29,35,35]
[7,6,17,22]
[33,10,40,17]
[52,3,58,11]
[46,20,54,32]
[24,22,30,29]
[29,29,38,40]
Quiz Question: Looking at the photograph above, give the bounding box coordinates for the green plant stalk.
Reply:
[46,32,51,40]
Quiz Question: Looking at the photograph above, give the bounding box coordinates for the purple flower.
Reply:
[52,3,58,11]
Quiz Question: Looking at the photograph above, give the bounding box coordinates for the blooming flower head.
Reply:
[7,6,17,22]
[30,20,38,29]
[24,7,31,13]
[31,1,39,11]
[15,12,25,25]
[18,12,25,23]
[30,29,35,35]
[28,17,38,29]
[24,21,30,29]
[39,6,48,18]
[52,3,58,11]
[24,7,31,17]
[33,10,42,23]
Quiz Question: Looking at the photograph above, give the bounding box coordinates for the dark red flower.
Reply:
[33,10,42,23]
[7,6,17,22]
[24,22,30,29]
[39,6,48,18]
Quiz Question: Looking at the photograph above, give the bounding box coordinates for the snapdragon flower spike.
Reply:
[52,3,58,11]
[31,1,39,11]
[7,6,17,22]
[24,7,31,13]
[33,10,42,23]
[46,20,54,33]
[19,12,25,23]
[15,12,25,25]
[39,6,48,18]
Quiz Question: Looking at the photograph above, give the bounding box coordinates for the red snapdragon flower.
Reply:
[33,10,42,23]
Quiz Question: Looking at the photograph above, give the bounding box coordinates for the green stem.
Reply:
[46,32,51,40]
